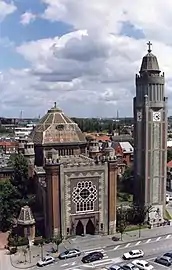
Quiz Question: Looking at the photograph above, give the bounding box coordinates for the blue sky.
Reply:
[1,1,144,71]
[1,0,172,118]
[1,0,73,70]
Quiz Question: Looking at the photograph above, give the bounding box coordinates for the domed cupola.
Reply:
[140,41,160,74]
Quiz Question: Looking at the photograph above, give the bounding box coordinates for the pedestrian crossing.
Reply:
[83,248,123,268]
[112,234,172,251]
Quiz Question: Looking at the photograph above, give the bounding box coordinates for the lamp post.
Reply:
[28,236,32,263]
[40,241,44,260]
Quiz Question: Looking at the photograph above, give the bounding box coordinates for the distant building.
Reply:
[0,141,18,154]
[115,142,133,166]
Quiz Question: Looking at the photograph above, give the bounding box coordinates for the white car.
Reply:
[123,250,144,260]
[132,260,154,270]
[37,256,55,267]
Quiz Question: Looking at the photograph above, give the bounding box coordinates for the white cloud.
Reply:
[0,0,16,21]
[20,11,36,25]
[2,0,172,117]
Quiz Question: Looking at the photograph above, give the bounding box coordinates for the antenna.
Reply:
[19,110,23,120]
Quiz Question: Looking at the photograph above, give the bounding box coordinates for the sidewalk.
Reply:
[10,243,58,269]
[61,225,172,251]
[9,225,172,269]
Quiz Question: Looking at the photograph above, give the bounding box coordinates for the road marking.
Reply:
[135,241,141,246]
[146,239,151,243]
[114,245,120,250]
[83,247,104,253]
[61,263,69,267]
[153,261,169,269]
[112,257,124,263]
[125,243,131,248]
[166,234,171,239]
[91,258,113,267]
[156,237,161,241]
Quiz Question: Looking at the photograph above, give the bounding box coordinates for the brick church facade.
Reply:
[20,103,121,238]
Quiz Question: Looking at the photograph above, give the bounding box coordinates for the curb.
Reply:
[10,254,36,269]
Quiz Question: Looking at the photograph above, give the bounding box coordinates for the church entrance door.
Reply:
[76,220,84,235]
[86,219,95,235]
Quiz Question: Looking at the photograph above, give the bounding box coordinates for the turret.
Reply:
[88,140,100,158]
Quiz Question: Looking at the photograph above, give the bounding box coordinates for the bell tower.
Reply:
[133,42,167,224]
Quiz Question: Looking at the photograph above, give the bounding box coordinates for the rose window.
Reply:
[72,181,97,212]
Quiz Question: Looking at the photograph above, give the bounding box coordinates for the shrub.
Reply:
[44,238,51,244]
[34,238,44,246]
[8,236,29,247]
[9,247,17,254]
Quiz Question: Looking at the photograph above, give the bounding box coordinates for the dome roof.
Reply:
[17,205,35,225]
[30,103,86,145]
[140,52,160,73]
[140,42,160,73]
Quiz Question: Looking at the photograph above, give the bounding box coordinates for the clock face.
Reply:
[137,111,142,122]
[153,111,161,122]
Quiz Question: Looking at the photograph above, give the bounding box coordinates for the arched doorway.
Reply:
[76,220,84,235]
[86,219,95,235]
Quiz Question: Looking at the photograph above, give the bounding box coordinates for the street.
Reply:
[31,234,172,270]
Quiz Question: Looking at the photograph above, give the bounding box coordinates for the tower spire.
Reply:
[147,41,152,53]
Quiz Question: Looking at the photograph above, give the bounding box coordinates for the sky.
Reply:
[1,0,172,118]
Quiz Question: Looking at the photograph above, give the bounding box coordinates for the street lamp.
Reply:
[28,236,32,263]
[40,241,44,260]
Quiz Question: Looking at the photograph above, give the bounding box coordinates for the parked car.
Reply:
[109,264,122,270]
[112,236,120,241]
[122,263,139,270]
[164,252,172,259]
[123,250,144,260]
[82,251,103,263]
[59,248,81,259]
[155,256,172,267]
[37,256,55,267]
[132,260,154,270]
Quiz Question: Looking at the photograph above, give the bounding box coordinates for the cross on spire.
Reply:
[54,101,57,108]
[147,41,152,53]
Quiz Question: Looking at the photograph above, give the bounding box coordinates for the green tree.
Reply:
[132,204,153,237]
[0,179,19,231]
[119,166,133,194]
[52,235,63,251]
[117,205,128,240]
[10,154,29,199]
[167,150,172,162]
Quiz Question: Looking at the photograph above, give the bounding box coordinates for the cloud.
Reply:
[2,0,172,117]
[0,0,16,21]
[20,11,36,25]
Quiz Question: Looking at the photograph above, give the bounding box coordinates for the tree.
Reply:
[52,235,63,251]
[116,205,128,240]
[119,166,133,194]
[0,180,19,231]
[132,204,153,237]
[167,150,172,162]
[10,153,29,199]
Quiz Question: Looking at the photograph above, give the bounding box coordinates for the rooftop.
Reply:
[17,205,35,226]
[30,102,86,145]
[119,141,133,154]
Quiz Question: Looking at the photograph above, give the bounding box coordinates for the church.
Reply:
[18,41,167,239]
[19,104,123,238]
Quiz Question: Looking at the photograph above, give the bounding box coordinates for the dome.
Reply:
[140,52,160,73]
[140,42,160,73]
[30,103,86,145]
